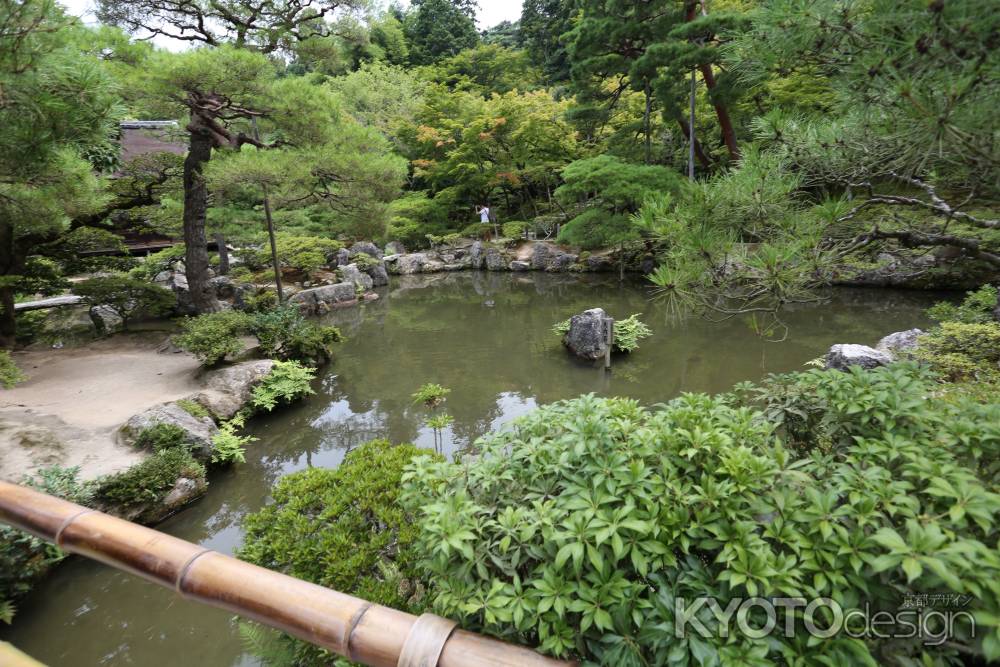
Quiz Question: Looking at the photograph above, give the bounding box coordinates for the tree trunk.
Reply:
[643,80,653,165]
[214,232,230,276]
[183,128,221,314]
[0,220,19,348]
[676,116,711,169]
[698,64,740,161]
[994,285,1000,322]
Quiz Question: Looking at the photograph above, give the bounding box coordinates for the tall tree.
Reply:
[98,0,367,313]
[0,0,122,346]
[403,0,479,65]
[519,0,574,83]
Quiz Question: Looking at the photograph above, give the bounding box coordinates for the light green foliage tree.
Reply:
[403,86,581,229]
[425,44,542,97]
[239,440,439,666]
[327,62,426,145]
[403,369,1000,664]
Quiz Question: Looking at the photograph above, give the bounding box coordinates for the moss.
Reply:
[95,449,206,511]
[176,398,211,420]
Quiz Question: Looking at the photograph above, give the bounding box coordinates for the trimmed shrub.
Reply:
[556,209,636,250]
[915,322,1000,383]
[174,311,254,366]
[403,366,1000,664]
[243,235,343,274]
[129,245,187,281]
[927,285,999,324]
[75,274,176,330]
[239,440,439,666]
[251,307,342,365]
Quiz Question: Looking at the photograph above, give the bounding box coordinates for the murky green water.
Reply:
[1,272,940,666]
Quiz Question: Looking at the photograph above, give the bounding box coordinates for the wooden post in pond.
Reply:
[604,316,614,371]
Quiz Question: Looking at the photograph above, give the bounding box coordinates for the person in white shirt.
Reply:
[476,205,490,224]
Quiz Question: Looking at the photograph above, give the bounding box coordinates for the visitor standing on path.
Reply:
[476,204,498,238]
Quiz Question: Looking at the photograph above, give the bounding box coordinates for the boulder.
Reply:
[157,270,196,315]
[209,275,236,300]
[331,248,351,268]
[509,260,531,271]
[37,305,98,344]
[563,308,611,361]
[876,329,924,359]
[120,401,219,458]
[349,242,383,260]
[394,253,427,275]
[825,344,893,371]
[289,282,357,315]
[470,241,485,270]
[338,263,374,291]
[161,476,208,510]
[585,254,614,273]
[194,359,277,420]
[90,305,123,336]
[485,247,507,271]
[365,262,390,287]
[385,241,406,256]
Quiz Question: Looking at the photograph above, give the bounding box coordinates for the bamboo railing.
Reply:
[0,481,575,667]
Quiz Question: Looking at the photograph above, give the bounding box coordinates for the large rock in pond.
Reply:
[365,262,390,287]
[509,260,531,272]
[470,241,485,270]
[393,253,427,275]
[876,329,924,359]
[825,344,893,371]
[532,243,577,272]
[289,282,357,315]
[349,242,383,260]
[338,263,374,291]
[563,308,611,360]
[194,359,277,420]
[120,401,218,457]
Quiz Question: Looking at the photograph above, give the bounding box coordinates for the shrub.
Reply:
[552,313,652,352]
[251,308,342,365]
[0,350,24,389]
[96,449,205,507]
[173,311,253,366]
[211,421,256,464]
[501,221,528,239]
[74,274,176,330]
[351,253,381,271]
[916,322,1000,383]
[251,361,315,412]
[134,423,192,452]
[556,209,636,250]
[927,285,999,324]
[460,222,492,239]
[52,228,137,274]
[403,368,1000,664]
[245,235,343,274]
[129,245,187,281]
[1,467,94,621]
[239,440,438,666]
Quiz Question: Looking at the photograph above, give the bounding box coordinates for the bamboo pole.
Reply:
[0,481,575,667]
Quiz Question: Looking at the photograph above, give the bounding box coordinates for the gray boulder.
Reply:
[289,282,357,315]
[209,275,236,300]
[349,242,383,260]
[338,263,374,291]
[876,329,924,359]
[385,241,406,256]
[563,308,611,360]
[509,260,531,272]
[485,247,507,271]
[90,305,123,336]
[194,359,277,420]
[157,270,196,315]
[120,401,219,457]
[365,262,390,287]
[330,248,351,268]
[470,241,485,269]
[394,253,427,275]
[825,344,893,371]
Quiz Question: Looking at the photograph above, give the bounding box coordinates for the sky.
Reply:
[58,0,525,30]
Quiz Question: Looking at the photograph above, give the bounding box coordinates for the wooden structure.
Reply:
[0,481,575,667]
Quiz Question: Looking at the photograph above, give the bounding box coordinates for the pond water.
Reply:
[1,272,941,666]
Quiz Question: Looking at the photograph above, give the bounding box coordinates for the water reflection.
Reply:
[1,272,942,666]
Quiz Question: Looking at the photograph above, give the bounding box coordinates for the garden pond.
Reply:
[1,271,942,666]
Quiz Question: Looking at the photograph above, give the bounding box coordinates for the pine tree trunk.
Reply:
[0,220,19,348]
[676,117,712,168]
[994,285,1000,322]
[698,64,740,161]
[183,129,221,314]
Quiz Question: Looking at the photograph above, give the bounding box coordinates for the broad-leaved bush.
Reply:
[403,366,1000,665]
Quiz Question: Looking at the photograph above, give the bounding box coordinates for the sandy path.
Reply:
[0,334,204,482]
